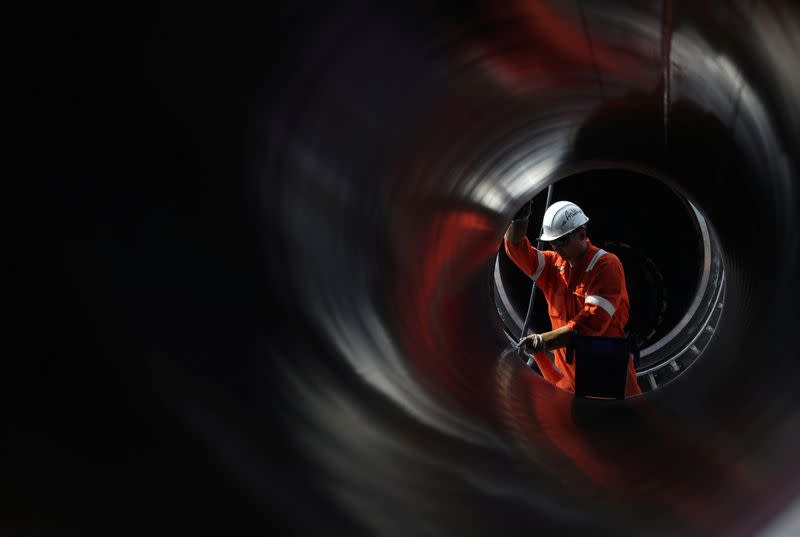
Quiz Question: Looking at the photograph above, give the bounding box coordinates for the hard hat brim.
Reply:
[539,230,568,241]
[538,215,589,241]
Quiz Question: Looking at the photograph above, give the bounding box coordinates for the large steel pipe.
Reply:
[18,1,800,536]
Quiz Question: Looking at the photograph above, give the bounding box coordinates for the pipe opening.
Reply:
[494,168,726,393]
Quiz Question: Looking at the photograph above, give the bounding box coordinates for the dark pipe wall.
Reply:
[15,1,800,536]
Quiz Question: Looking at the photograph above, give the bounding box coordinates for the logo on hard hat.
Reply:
[563,207,580,221]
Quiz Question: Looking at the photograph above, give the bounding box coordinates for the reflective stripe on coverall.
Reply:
[505,237,642,397]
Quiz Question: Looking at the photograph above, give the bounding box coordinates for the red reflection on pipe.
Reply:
[460,0,651,92]
[393,208,503,420]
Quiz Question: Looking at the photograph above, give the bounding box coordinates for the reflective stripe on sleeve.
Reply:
[585,295,616,317]
[531,250,546,281]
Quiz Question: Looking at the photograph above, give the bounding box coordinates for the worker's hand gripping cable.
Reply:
[515,333,543,368]
[517,333,544,354]
[517,326,572,355]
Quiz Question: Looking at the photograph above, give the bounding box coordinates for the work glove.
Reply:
[512,200,532,222]
[519,332,544,354]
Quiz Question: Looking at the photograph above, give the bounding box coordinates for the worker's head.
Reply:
[548,225,588,259]
[539,201,590,259]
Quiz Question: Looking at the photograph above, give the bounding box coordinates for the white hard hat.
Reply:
[539,201,589,241]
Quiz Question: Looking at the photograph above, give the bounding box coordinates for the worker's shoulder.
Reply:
[595,250,624,271]
[599,249,621,263]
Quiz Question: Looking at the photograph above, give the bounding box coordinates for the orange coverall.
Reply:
[505,237,642,397]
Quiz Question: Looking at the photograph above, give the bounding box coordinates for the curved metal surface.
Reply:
[640,202,714,358]
[18,1,800,536]
[637,274,725,376]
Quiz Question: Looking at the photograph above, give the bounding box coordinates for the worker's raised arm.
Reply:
[504,200,531,244]
[503,202,551,282]
[567,254,627,336]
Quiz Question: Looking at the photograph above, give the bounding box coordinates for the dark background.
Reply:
[14,2,350,535]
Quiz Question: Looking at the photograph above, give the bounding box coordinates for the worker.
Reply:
[504,199,642,397]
